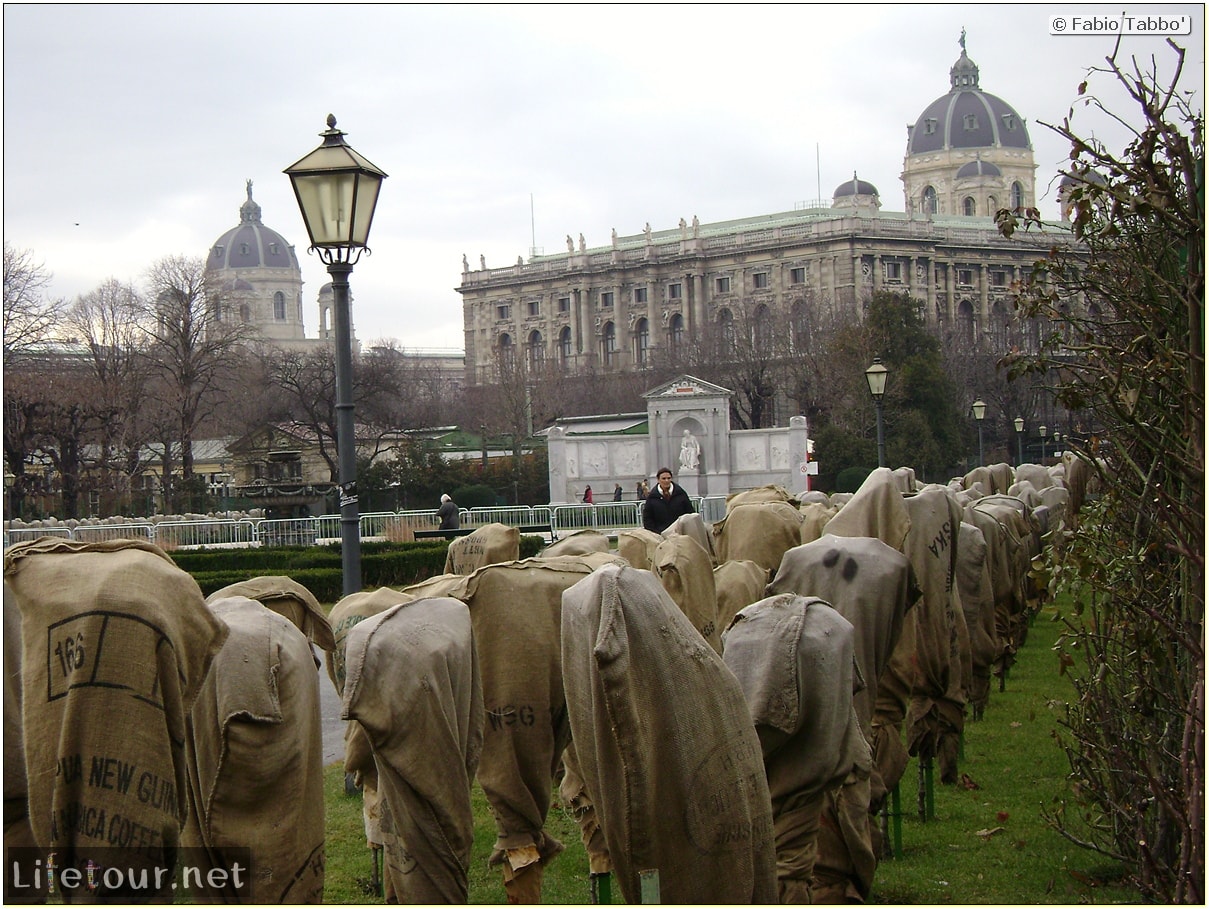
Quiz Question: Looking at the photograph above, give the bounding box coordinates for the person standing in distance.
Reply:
[642,467,694,533]
[437,493,459,529]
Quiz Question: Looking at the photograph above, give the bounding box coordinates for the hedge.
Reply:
[179,536,546,603]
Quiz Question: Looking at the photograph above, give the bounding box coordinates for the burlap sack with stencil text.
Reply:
[3,538,227,901]
[561,564,777,904]
[402,552,625,874]
[183,596,324,902]
[342,596,483,903]
[443,523,520,576]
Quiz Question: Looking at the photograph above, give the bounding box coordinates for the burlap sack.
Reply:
[962,465,994,496]
[713,559,768,635]
[4,587,43,904]
[1007,480,1042,508]
[988,462,1015,495]
[823,467,912,552]
[325,587,416,695]
[3,538,227,901]
[973,496,1039,650]
[798,490,830,506]
[541,529,610,557]
[560,565,777,904]
[901,487,967,767]
[956,522,998,719]
[723,594,871,902]
[767,535,917,743]
[1014,463,1054,492]
[890,466,918,493]
[661,512,717,565]
[183,596,324,903]
[714,501,805,572]
[342,597,483,904]
[724,483,800,513]
[829,492,854,508]
[402,553,626,894]
[652,533,720,652]
[963,504,1021,678]
[443,523,520,576]
[616,529,663,570]
[799,502,837,545]
[205,576,334,653]
[1040,485,1070,532]
[556,745,611,874]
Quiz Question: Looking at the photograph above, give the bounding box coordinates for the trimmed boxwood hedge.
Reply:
[176,536,546,603]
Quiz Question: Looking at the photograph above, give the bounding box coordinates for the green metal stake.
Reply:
[590,872,612,904]
[639,869,661,903]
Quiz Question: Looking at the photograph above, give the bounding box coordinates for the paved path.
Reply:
[316,648,346,765]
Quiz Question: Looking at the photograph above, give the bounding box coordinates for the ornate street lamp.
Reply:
[1039,424,1048,462]
[971,399,987,466]
[865,358,888,468]
[285,115,387,596]
[1013,416,1024,465]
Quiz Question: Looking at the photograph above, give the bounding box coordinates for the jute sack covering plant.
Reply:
[443,523,520,576]
[4,589,44,905]
[401,551,626,903]
[969,497,1032,666]
[955,522,998,720]
[3,538,227,901]
[902,487,968,783]
[342,597,483,904]
[799,502,837,545]
[766,533,918,895]
[987,462,1015,495]
[205,576,335,653]
[555,744,611,874]
[799,490,830,506]
[724,483,799,513]
[616,529,662,570]
[891,466,918,494]
[823,467,912,553]
[1014,462,1055,492]
[722,594,872,904]
[325,585,416,902]
[540,529,610,557]
[962,503,1022,683]
[713,501,806,572]
[652,533,720,652]
[661,512,717,565]
[560,565,778,904]
[713,559,768,636]
[183,596,324,903]
[961,465,994,497]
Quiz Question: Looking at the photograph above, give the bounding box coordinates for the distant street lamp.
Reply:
[285,114,387,597]
[971,399,987,466]
[865,358,888,468]
[1054,429,1062,459]
[1013,416,1024,465]
[1039,424,1048,462]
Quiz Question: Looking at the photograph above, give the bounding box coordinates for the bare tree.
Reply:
[140,255,249,507]
[3,243,62,359]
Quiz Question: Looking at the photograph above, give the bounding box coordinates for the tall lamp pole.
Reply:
[1039,424,1048,462]
[286,115,387,596]
[865,358,888,468]
[971,400,987,466]
[1013,416,1024,465]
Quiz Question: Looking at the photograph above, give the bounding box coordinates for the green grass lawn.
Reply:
[320,598,1136,904]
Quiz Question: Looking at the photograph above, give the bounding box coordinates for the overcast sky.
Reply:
[4,4,1203,350]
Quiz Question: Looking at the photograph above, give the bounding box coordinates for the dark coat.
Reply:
[437,500,459,529]
[642,483,695,533]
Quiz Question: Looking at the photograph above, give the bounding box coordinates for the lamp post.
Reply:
[1054,429,1062,460]
[1039,424,1047,462]
[865,358,888,468]
[971,399,987,466]
[1013,416,1024,465]
[285,114,387,596]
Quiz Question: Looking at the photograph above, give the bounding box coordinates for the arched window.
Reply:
[753,304,772,353]
[791,301,809,352]
[718,308,735,351]
[669,313,685,349]
[922,185,938,214]
[239,303,251,323]
[498,332,514,368]
[527,330,543,369]
[559,326,573,365]
[963,196,976,216]
[1011,181,1025,210]
[957,300,976,346]
[990,300,1008,348]
[602,321,616,365]
[273,291,286,321]
[635,318,650,366]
